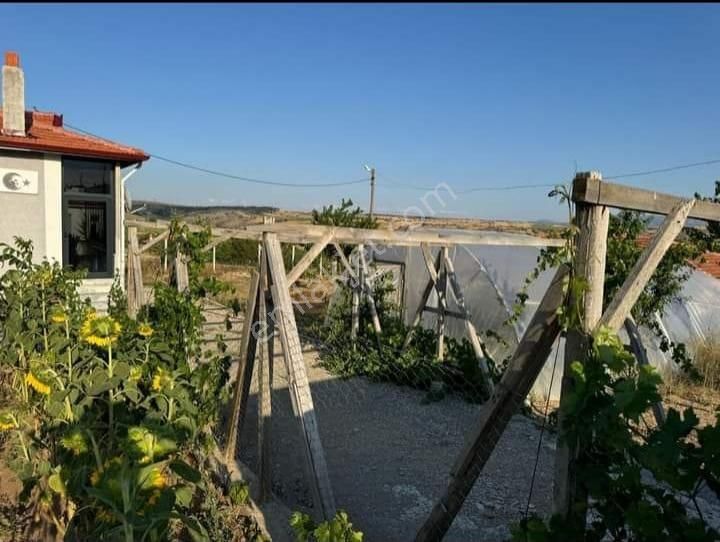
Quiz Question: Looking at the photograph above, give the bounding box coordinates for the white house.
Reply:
[0,51,150,309]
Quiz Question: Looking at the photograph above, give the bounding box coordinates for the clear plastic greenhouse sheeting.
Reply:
[366,230,720,403]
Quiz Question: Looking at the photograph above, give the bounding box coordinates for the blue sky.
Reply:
[3,3,720,221]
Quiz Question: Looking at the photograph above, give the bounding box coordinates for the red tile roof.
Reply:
[637,230,720,280]
[0,111,149,165]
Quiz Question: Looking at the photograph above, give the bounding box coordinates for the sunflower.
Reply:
[129,366,143,383]
[151,367,173,392]
[0,413,15,431]
[144,466,168,490]
[137,323,154,338]
[25,372,51,395]
[49,306,68,325]
[60,429,89,456]
[80,314,121,349]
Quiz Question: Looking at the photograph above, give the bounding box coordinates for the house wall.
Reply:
[0,150,62,263]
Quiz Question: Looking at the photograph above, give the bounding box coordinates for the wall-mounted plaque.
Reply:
[0,168,39,195]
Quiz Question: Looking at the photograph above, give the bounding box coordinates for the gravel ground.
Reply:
[235,342,555,542]
[202,303,720,541]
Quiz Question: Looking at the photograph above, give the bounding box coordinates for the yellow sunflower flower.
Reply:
[0,413,16,431]
[129,366,143,383]
[80,314,121,349]
[147,467,168,490]
[151,367,173,392]
[138,323,154,338]
[49,311,67,325]
[25,372,51,395]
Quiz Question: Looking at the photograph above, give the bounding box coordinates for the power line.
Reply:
[605,158,720,180]
[62,121,369,189]
[378,174,556,193]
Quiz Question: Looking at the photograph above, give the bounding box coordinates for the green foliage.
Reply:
[290,510,363,542]
[311,198,378,230]
[228,480,249,506]
[605,211,703,327]
[512,327,720,542]
[302,267,492,403]
[0,236,236,540]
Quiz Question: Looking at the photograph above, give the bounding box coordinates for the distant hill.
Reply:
[131,200,279,221]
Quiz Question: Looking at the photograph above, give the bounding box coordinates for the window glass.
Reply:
[65,200,108,273]
[62,159,113,194]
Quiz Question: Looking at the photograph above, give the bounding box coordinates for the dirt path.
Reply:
[202,303,555,541]
[204,302,720,541]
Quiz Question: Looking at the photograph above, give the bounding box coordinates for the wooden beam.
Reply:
[139,228,170,254]
[358,245,382,337]
[443,251,494,394]
[401,249,443,353]
[127,217,566,248]
[257,249,273,502]
[415,264,570,541]
[422,306,465,319]
[554,179,610,524]
[287,231,335,286]
[436,248,449,361]
[624,316,666,426]
[572,175,720,221]
[597,199,695,333]
[225,271,261,463]
[173,252,190,292]
[264,233,336,520]
[333,242,358,281]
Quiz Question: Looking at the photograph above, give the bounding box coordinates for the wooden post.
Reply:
[416,265,570,541]
[212,245,216,273]
[358,244,382,337]
[436,247,449,361]
[351,246,361,345]
[597,199,695,333]
[443,251,494,394]
[401,248,442,353]
[225,271,261,463]
[291,245,296,267]
[264,233,336,520]
[257,248,273,501]
[163,238,168,272]
[624,316,666,426]
[174,252,189,292]
[553,171,609,524]
[127,227,144,318]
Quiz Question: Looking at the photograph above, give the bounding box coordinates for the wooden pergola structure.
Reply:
[123,173,720,537]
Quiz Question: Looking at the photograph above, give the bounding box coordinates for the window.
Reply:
[62,159,115,277]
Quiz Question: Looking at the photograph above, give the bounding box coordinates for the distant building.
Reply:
[0,51,150,309]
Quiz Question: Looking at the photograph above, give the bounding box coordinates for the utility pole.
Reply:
[365,165,376,221]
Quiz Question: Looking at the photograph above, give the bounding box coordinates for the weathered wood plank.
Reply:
[401,249,443,353]
[572,175,720,221]
[415,265,570,541]
[358,245,382,336]
[257,250,273,502]
[443,251,494,394]
[225,271,261,463]
[138,228,170,254]
[624,316,666,426]
[597,199,695,333]
[436,248,449,361]
[332,242,358,281]
[554,186,610,524]
[287,231,335,286]
[127,226,144,318]
[264,233,336,520]
[127,218,565,248]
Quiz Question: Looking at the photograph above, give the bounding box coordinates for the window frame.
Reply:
[61,158,116,279]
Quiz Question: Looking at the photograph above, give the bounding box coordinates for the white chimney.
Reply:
[2,51,26,136]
